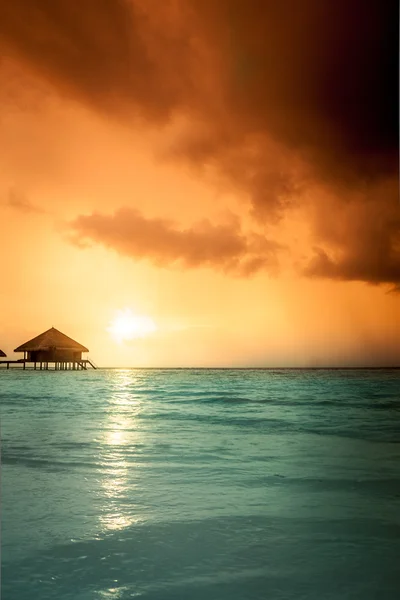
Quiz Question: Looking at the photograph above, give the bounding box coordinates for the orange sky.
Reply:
[0,1,399,367]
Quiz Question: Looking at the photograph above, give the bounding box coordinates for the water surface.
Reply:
[1,368,399,599]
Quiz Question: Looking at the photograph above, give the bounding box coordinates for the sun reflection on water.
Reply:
[106,429,126,446]
[99,371,144,533]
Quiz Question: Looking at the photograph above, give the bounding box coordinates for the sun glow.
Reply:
[108,308,157,343]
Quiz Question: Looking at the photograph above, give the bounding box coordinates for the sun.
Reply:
[108,309,157,343]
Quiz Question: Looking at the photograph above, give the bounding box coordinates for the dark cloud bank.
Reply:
[0,0,398,284]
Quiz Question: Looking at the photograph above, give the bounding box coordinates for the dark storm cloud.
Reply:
[305,183,400,286]
[69,208,281,275]
[0,0,398,284]
[0,0,202,120]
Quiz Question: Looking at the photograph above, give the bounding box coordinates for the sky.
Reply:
[0,0,399,367]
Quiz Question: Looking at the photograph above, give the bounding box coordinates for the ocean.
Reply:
[1,368,399,599]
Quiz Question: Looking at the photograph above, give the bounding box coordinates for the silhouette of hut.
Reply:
[0,349,6,358]
[14,327,90,368]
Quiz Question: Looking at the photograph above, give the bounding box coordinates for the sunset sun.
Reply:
[108,309,157,343]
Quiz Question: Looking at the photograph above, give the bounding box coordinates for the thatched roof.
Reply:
[14,327,89,353]
[0,349,6,357]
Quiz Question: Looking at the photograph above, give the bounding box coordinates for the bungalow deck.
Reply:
[0,359,96,370]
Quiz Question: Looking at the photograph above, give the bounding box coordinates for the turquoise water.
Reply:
[1,368,399,599]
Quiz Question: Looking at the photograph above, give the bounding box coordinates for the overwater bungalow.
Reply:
[2,327,96,370]
[0,349,6,358]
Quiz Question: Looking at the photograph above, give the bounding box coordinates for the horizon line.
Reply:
[95,366,400,370]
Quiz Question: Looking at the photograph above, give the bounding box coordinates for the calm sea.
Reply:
[1,368,399,599]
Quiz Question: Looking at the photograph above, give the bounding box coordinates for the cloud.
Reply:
[1,1,396,178]
[0,0,398,284]
[304,180,400,286]
[3,189,45,214]
[68,207,282,275]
